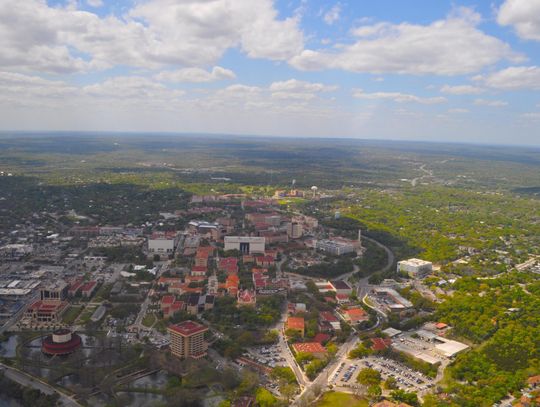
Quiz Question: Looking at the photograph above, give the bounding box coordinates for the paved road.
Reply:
[0,362,82,407]
[362,235,395,274]
[275,306,309,389]
[292,334,358,405]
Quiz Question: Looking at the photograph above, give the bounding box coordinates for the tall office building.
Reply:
[168,321,208,359]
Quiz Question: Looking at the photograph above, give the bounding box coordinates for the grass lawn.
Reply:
[62,306,83,324]
[93,283,112,302]
[142,313,156,328]
[316,392,368,407]
[78,307,96,324]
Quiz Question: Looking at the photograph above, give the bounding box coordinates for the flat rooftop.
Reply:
[399,258,432,266]
[168,320,208,337]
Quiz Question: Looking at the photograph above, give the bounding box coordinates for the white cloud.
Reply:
[353,89,446,104]
[323,4,341,25]
[0,0,304,73]
[476,66,540,90]
[290,8,521,75]
[269,79,337,93]
[474,98,508,107]
[440,85,484,95]
[269,79,337,100]
[0,71,77,107]
[155,66,236,83]
[498,0,540,41]
[448,108,469,113]
[86,0,103,7]
[521,112,540,120]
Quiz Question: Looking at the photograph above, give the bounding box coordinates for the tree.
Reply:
[280,383,297,403]
[285,328,302,342]
[271,367,297,385]
[326,342,338,358]
[390,389,419,406]
[237,370,259,396]
[349,343,371,359]
[356,368,381,387]
[384,376,398,390]
[367,385,382,402]
[255,387,278,407]
[295,351,314,365]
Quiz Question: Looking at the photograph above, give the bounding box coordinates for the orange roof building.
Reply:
[225,274,239,296]
[343,307,369,323]
[286,317,305,337]
[292,342,328,359]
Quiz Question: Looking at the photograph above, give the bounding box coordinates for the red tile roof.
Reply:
[345,307,368,322]
[168,320,207,337]
[292,342,328,354]
[320,311,338,322]
[313,333,331,344]
[80,281,97,292]
[286,317,305,331]
[528,375,540,385]
[371,337,392,351]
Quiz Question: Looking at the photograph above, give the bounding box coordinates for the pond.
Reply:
[0,334,19,358]
[115,391,166,406]
[131,370,169,387]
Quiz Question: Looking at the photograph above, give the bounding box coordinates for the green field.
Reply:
[62,306,83,325]
[142,313,156,328]
[316,392,368,407]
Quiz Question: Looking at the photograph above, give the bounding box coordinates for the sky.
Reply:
[1,0,540,145]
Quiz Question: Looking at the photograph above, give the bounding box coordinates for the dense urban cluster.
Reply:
[1,179,538,407]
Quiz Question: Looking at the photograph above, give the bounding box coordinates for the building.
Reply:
[207,274,219,295]
[237,289,256,307]
[80,281,98,298]
[168,321,208,359]
[342,307,369,324]
[186,295,200,315]
[371,337,392,351]
[286,316,305,337]
[161,295,175,311]
[319,311,341,332]
[163,301,185,319]
[0,244,33,260]
[287,222,303,239]
[24,300,68,325]
[372,287,413,314]
[191,266,207,277]
[218,257,238,274]
[315,239,355,255]
[330,280,353,296]
[148,232,178,258]
[292,342,328,359]
[188,221,222,239]
[40,282,68,303]
[397,258,433,278]
[224,236,265,255]
[41,329,82,355]
[373,401,414,407]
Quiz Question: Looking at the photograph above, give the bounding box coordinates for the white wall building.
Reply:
[397,258,433,278]
[315,239,355,255]
[287,222,303,239]
[224,236,265,254]
[148,232,179,257]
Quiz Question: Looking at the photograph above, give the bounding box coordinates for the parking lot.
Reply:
[328,356,435,393]
[244,344,288,369]
[329,360,360,386]
[360,356,435,393]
